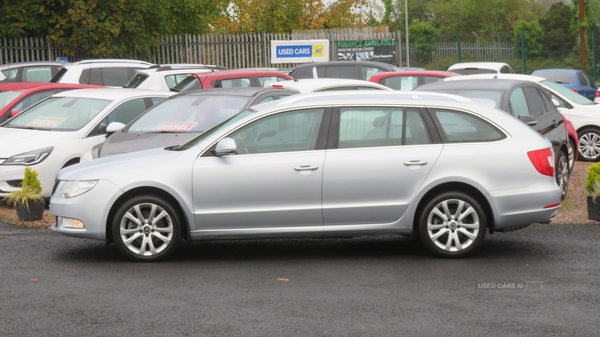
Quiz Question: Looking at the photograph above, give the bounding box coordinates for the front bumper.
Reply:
[50,179,122,241]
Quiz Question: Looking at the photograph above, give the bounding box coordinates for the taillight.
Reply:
[596,91,600,98]
[527,148,554,177]
[272,84,283,88]
[570,88,579,93]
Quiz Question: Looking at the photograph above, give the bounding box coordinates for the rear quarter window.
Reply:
[431,108,506,143]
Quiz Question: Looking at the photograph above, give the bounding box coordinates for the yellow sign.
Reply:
[313,45,325,57]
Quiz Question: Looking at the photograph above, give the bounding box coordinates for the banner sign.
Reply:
[271,40,329,64]
[336,39,396,64]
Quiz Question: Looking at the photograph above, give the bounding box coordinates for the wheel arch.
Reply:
[412,182,496,235]
[105,186,190,244]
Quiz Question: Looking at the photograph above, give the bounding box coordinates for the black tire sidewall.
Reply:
[111,195,182,262]
[418,191,487,258]
[556,150,569,200]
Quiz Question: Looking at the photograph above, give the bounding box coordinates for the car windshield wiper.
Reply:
[3,125,51,131]
[164,145,182,151]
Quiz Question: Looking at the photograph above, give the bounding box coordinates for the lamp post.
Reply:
[405,0,409,67]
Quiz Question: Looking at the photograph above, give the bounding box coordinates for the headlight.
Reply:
[60,180,98,198]
[2,147,54,166]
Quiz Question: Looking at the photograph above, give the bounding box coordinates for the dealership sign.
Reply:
[271,40,329,64]
[336,39,396,64]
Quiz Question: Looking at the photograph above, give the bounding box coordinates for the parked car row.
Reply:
[2,59,596,261]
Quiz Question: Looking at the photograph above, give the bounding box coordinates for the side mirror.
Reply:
[10,110,21,117]
[214,137,237,156]
[106,122,126,134]
[551,98,560,108]
[518,114,537,126]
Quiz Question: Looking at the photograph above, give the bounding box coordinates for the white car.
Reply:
[443,73,600,161]
[0,88,174,197]
[125,64,225,91]
[51,59,155,87]
[270,78,393,93]
[448,62,515,75]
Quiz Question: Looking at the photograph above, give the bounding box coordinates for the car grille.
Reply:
[7,180,22,188]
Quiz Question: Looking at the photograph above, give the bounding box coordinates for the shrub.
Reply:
[1,166,44,210]
[585,162,600,197]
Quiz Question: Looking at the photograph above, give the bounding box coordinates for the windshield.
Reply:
[172,75,202,92]
[451,69,498,75]
[541,80,595,105]
[535,71,574,85]
[5,96,111,131]
[423,89,502,108]
[124,73,150,88]
[0,90,22,107]
[178,109,254,150]
[127,95,250,133]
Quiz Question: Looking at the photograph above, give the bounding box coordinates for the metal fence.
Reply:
[1,32,519,69]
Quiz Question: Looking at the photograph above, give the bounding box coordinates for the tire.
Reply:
[111,195,181,262]
[419,191,487,258]
[567,138,576,172]
[556,150,569,200]
[578,127,600,162]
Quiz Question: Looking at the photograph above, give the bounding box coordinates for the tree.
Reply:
[0,0,225,58]
[430,0,544,41]
[513,20,544,58]
[539,1,575,58]
[210,0,368,34]
[409,20,439,64]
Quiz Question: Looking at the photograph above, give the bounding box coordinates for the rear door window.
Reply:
[22,66,55,82]
[322,66,357,79]
[337,107,431,148]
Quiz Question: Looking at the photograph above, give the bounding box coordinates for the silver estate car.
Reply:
[50,91,561,261]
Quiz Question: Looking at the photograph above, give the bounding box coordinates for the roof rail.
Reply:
[275,90,474,106]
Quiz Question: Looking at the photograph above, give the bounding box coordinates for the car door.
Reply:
[322,106,443,225]
[192,107,330,229]
[509,85,565,152]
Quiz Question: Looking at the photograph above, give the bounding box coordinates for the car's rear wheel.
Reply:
[556,150,569,200]
[578,127,600,161]
[419,191,487,258]
[111,195,181,261]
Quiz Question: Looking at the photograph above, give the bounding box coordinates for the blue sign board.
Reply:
[275,45,314,58]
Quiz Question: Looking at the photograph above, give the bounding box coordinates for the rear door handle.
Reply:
[294,165,319,171]
[403,160,428,166]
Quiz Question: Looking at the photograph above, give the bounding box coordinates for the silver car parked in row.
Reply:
[50,91,561,261]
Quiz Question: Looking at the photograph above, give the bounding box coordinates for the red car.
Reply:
[563,116,579,171]
[369,70,460,90]
[0,82,104,123]
[172,68,293,92]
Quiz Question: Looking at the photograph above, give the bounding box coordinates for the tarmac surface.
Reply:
[1,219,599,336]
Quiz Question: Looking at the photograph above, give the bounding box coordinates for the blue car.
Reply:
[531,69,597,101]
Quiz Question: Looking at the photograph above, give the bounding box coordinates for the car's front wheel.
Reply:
[111,195,181,261]
[578,127,600,161]
[419,191,487,258]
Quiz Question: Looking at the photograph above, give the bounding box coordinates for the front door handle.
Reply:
[294,165,319,171]
[403,160,428,166]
